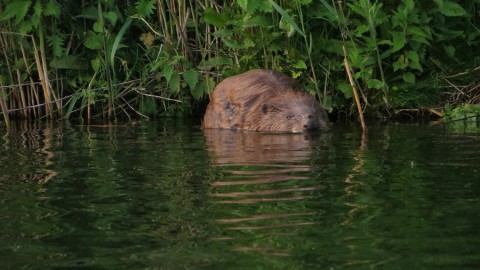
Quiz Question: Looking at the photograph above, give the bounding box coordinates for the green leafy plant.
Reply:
[0,0,479,125]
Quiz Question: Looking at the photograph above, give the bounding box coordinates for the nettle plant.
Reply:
[303,0,472,115]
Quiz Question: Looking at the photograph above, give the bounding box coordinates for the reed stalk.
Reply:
[15,64,28,118]
[20,42,41,118]
[343,46,366,131]
[0,30,15,123]
[0,81,10,128]
[31,33,53,118]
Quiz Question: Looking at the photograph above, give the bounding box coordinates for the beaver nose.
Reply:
[303,115,316,130]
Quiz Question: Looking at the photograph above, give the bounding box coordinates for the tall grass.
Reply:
[0,30,62,121]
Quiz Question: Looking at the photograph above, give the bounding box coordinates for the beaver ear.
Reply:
[262,104,269,114]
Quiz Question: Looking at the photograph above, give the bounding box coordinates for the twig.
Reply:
[427,108,443,117]
[133,89,182,102]
[0,94,73,114]
[444,66,480,79]
[131,15,161,36]
[119,96,149,119]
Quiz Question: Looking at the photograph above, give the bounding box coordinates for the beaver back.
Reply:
[202,69,328,133]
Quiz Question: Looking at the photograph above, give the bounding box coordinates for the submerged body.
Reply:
[202,69,329,133]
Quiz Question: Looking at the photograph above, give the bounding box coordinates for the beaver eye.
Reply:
[286,113,294,120]
[262,104,269,114]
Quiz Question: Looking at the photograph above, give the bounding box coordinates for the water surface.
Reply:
[0,120,479,269]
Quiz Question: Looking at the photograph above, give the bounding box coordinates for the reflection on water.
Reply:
[204,129,327,257]
[1,121,61,185]
[0,121,479,269]
[204,129,319,164]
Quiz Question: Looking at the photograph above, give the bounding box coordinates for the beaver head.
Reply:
[202,69,329,133]
[244,90,329,133]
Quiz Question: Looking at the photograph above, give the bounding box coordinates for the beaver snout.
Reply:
[302,115,317,131]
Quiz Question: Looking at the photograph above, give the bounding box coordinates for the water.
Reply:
[0,120,479,269]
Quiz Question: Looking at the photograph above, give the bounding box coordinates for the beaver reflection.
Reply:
[204,129,324,256]
[204,129,319,165]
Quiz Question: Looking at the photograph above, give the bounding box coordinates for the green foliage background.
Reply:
[0,0,479,123]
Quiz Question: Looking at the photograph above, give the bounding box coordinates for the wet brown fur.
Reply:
[202,69,329,133]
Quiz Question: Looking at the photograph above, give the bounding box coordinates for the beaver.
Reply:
[202,69,329,133]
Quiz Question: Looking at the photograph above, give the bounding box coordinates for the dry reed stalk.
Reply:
[31,35,53,117]
[204,0,212,91]
[14,59,28,118]
[157,0,171,44]
[39,30,62,117]
[0,81,10,128]
[20,42,41,117]
[0,31,15,123]
[0,31,15,82]
[343,46,366,131]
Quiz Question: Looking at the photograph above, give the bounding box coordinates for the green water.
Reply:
[0,120,479,269]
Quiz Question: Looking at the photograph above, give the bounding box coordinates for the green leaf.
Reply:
[212,29,233,38]
[317,0,337,21]
[18,21,33,34]
[168,73,180,92]
[257,0,273,13]
[292,71,302,78]
[192,77,215,100]
[268,0,305,37]
[192,83,204,101]
[84,31,103,49]
[222,37,255,49]
[163,64,174,82]
[135,0,156,18]
[31,1,42,28]
[407,26,431,45]
[50,55,87,69]
[293,60,307,69]
[110,18,132,68]
[78,6,99,20]
[337,82,353,98]
[47,35,64,57]
[316,38,344,55]
[183,69,199,91]
[279,16,297,38]
[323,95,333,111]
[405,50,422,71]
[237,0,259,13]
[434,0,467,17]
[139,96,156,115]
[444,45,455,58]
[93,22,104,33]
[403,72,416,84]
[298,0,312,5]
[391,31,406,52]
[355,24,369,37]
[91,57,101,72]
[378,39,393,46]
[64,93,81,119]
[0,0,30,24]
[242,15,270,28]
[393,55,408,72]
[105,11,118,26]
[346,3,364,17]
[197,56,233,69]
[204,8,228,27]
[44,0,61,17]
[367,79,384,90]
[403,0,415,13]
